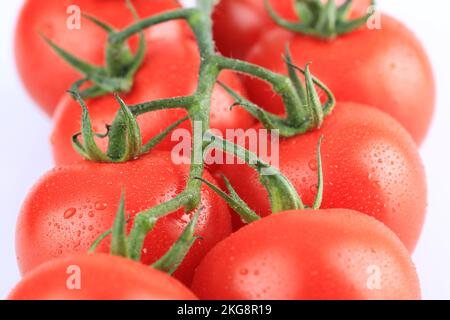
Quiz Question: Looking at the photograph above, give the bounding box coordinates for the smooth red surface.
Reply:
[216,103,427,252]
[212,0,372,59]
[15,0,186,115]
[9,254,197,300]
[51,37,255,166]
[244,14,435,144]
[191,210,421,300]
[16,152,232,285]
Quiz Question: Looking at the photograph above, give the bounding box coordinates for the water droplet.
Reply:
[63,208,77,219]
[73,240,81,249]
[240,268,249,275]
[308,159,318,171]
[95,202,108,211]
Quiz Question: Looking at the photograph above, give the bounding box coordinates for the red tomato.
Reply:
[51,37,254,166]
[16,151,232,285]
[9,254,197,300]
[244,14,435,144]
[191,210,421,300]
[215,103,426,252]
[15,0,186,115]
[212,0,371,59]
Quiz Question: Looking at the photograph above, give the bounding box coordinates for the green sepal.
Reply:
[152,209,201,275]
[286,61,336,117]
[284,45,307,105]
[336,0,353,20]
[219,52,335,136]
[195,176,260,224]
[312,135,324,209]
[294,0,318,25]
[69,90,111,162]
[41,34,104,78]
[218,81,308,137]
[140,116,190,155]
[111,191,129,258]
[88,229,112,253]
[82,13,115,33]
[42,4,147,99]
[256,162,304,213]
[113,94,143,161]
[69,88,144,163]
[265,0,377,39]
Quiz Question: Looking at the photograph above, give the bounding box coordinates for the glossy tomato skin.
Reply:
[15,0,186,115]
[51,37,254,166]
[16,152,232,285]
[216,103,426,252]
[212,0,371,59]
[244,14,435,144]
[9,254,197,300]
[212,0,296,59]
[191,210,421,300]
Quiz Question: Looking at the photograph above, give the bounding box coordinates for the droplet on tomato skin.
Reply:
[308,159,318,171]
[95,202,108,211]
[240,268,249,276]
[63,208,77,219]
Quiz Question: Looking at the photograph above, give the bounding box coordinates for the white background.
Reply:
[1,0,449,299]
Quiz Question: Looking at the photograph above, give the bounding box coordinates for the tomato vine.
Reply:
[47,0,337,263]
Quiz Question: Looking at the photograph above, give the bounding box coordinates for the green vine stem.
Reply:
[57,0,337,262]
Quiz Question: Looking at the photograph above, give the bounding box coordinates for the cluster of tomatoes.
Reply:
[9,0,434,300]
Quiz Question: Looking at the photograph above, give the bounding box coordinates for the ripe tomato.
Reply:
[16,151,232,285]
[9,254,197,300]
[244,14,435,144]
[15,0,186,115]
[216,103,426,252]
[191,210,421,300]
[51,37,254,166]
[212,0,371,59]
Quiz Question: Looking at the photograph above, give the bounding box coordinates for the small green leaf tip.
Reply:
[312,135,324,210]
[152,208,202,275]
[194,176,260,224]
[111,191,129,257]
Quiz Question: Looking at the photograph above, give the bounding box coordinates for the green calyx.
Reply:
[265,0,376,39]
[42,0,145,98]
[70,88,188,163]
[219,46,335,137]
[89,191,201,275]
